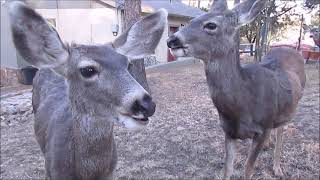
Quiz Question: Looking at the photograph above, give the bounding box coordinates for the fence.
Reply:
[144,55,160,67]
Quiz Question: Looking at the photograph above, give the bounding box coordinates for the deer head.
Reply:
[167,0,266,61]
[8,1,168,130]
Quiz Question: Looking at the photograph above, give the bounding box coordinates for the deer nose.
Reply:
[167,35,183,49]
[132,94,156,117]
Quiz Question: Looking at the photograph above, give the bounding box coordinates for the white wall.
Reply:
[36,7,119,45]
[155,24,169,63]
[1,3,18,68]
[1,1,119,68]
[38,8,189,63]
[168,16,190,28]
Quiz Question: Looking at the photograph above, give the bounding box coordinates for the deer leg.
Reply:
[244,130,271,180]
[263,130,273,149]
[273,126,284,177]
[223,135,237,180]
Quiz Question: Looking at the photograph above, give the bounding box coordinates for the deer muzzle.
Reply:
[167,35,183,49]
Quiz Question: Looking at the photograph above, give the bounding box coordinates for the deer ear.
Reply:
[8,1,69,74]
[232,0,266,26]
[113,9,168,60]
[209,0,228,13]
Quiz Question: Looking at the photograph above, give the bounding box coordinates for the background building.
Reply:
[1,0,204,69]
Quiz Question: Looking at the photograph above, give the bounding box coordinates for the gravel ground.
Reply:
[1,62,319,180]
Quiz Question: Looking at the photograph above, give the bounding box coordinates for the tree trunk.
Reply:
[123,0,151,93]
[262,16,271,56]
[123,0,141,31]
[297,14,304,51]
[254,21,262,62]
[234,0,240,62]
[260,0,273,57]
[197,0,201,8]
[260,17,267,56]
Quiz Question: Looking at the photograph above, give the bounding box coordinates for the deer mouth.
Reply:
[132,116,149,124]
[170,47,189,57]
[116,113,149,129]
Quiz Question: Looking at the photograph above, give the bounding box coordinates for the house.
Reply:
[0,0,204,69]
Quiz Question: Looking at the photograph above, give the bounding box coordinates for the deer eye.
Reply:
[80,66,98,78]
[204,22,217,30]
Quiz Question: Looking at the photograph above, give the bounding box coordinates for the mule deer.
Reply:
[8,1,167,179]
[167,0,306,179]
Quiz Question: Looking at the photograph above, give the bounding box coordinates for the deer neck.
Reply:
[70,102,116,177]
[70,96,114,151]
[204,47,245,101]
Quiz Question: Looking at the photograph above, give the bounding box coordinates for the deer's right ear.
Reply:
[112,9,168,60]
[232,0,266,27]
[8,1,69,72]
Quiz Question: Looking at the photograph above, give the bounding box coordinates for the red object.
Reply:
[270,43,312,51]
[168,26,179,62]
[302,50,320,61]
[270,43,320,60]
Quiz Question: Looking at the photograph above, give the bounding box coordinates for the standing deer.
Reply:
[167,0,306,179]
[8,1,167,179]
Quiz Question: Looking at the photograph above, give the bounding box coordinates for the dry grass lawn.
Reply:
[1,61,319,179]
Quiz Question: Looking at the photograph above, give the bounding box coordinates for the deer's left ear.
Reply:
[113,9,168,60]
[232,0,266,27]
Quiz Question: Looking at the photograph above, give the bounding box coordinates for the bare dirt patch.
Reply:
[1,62,319,179]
